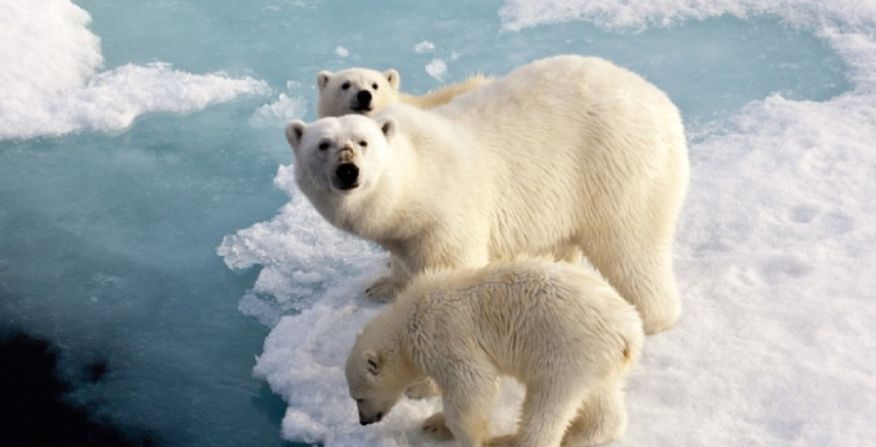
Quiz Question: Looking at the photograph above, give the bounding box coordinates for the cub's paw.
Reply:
[405,377,441,399]
[421,412,453,440]
[365,276,398,302]
[485,434,517,447]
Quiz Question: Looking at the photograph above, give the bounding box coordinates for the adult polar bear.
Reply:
[286,55,689,334]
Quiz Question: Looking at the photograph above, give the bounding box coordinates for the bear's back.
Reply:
[404,260,643,377]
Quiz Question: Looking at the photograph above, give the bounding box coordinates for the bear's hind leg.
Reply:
[583,235,681,334]
[513,379,590,447]
[561,382,627,447]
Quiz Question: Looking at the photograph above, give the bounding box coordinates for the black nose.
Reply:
[359,412,383,426]
[356,90,372,108]
[336,163,359,189]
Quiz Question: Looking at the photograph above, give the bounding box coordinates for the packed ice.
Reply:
[0,0,268,140]
[221,0,876,445]
[1,0,873,446]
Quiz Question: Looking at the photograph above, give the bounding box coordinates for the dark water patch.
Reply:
[0,332,156,447]
[250,383,290,431]
[86,359,110,383]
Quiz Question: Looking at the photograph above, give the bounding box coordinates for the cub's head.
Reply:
[285,115,397,196]
[345,324,411,426]
[317,68,401,117]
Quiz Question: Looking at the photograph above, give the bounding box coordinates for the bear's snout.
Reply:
[336,163,360,190]
[359,411,383,425]
[358,410,368,425]
[355,90,372,111]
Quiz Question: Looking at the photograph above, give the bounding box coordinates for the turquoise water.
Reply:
[81,0,849,122]
[0,1,852,446]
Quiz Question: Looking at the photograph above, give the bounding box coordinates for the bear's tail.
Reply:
[618,328,643,374]
[621,338,634,367]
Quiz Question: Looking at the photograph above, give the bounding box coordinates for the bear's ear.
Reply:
[363,350,382,376]
[377,117,397,141]
[317,71,332,90]
[383,69,400,90]
[285,120,307,152]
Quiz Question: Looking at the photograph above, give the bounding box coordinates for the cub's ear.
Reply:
[363,350,382,376]
[285,120,307,151]
[317,70,332,90]
[377,117,397,141]
[383,69,400,90]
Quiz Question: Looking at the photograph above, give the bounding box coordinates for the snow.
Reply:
[1,0,873,445]
[335,46,350,58]
[251,94,307,128]
[218,0,876,446]
[498,0,876,31]
[0,0,268,140]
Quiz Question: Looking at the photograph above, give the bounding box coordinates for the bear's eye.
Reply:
[372,83,378,90]
[341,82,351,90]
[318,141,330,151]
[358,140,367,148]
[355,399,364,404]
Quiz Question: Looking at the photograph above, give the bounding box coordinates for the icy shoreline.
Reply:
[220,1,876,445]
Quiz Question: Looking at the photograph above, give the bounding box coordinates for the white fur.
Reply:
[288,55,690,334]
[317,67,490,117]
[345,259,644,447]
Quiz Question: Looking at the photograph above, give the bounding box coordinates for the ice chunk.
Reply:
[251,94,307,128]
[414,41,436,53]
[425,58,447,81]
[0,0,268,140]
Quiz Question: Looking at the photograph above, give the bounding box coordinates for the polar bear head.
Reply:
[345,319,413,425]
[317,68,401,117]
[285,115,397,198]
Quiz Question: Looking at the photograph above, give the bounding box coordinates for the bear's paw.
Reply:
[421,412,453,440]
[365,276,400,302]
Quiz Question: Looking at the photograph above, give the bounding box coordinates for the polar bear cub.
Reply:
[286,55,689,334]
[345,258,644,447]
[317,67,490,117]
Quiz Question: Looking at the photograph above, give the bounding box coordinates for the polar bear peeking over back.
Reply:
[317,67,490,117]
[346,258,644,446]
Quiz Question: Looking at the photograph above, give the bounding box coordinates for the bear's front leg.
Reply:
[405,376,441,399]
[434,363,498,447]
[364,255,408,302]
[364,276,400,302]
